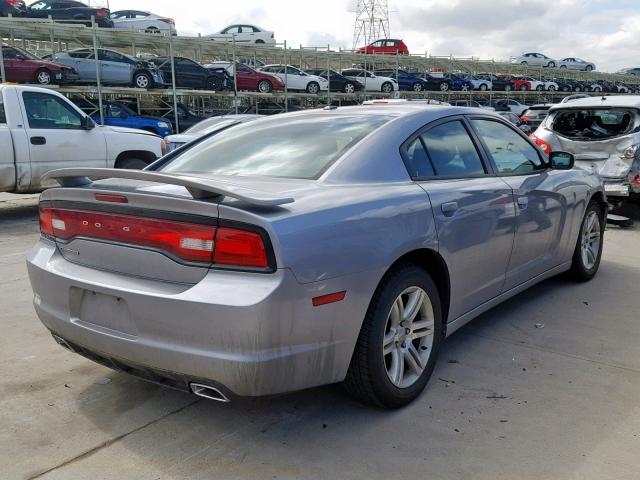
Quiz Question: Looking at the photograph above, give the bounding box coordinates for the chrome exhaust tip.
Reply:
[52,334,75,352]
[189,383,230,403]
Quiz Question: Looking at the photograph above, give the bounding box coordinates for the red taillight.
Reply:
[39,208,271,269]
[530,134,552,155]
[159,18,175,25]
[96,8,108,17]
[214,227,268,268]
[520,115,530,122]
[7,0,20,5]
[631,175,640,187]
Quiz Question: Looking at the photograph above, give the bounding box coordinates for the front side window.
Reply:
[160,114,392,180]
[551,109,636,140]
[421,121,485,177]
[472,119,544,174]
[22,92,82,129]
[223,26,240,34]
[29,2,51,10]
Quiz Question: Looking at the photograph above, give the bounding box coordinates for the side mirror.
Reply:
[81,116,96,130]
[549,151,574,170]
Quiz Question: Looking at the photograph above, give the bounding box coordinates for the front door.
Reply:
[407,117,516,321]
[469,117,574,290]
[19,90,107,189]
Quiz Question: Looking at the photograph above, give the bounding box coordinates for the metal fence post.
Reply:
[168,33,179,133]
[0,36,6,83]
[91,17,104,126]
[326,44,331,106]
[284,40,288,112]
[232,33,238,114]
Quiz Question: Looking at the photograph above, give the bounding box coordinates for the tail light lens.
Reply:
[520,115,530,123]
[96,8,108,17]
[39,208,271,270]
[530,134,552,155]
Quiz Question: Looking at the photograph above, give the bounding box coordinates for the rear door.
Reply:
[469,117,575,289]
[67,49,96,80]
[20,90,107,189]
[407,117,517,320]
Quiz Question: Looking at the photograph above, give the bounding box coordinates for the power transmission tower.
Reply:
[352,0,390,49]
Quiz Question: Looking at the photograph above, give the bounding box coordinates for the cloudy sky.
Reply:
[107,0,640,72]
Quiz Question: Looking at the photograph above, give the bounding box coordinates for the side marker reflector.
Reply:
[312,291,346,307]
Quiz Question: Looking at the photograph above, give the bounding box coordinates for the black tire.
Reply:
[306,81,320,94]
[145,26,161,34]
[343,82,356,94]
[479,83,488,91]
[569,200,604,282]
[548,61,556,68]
[257,79,273,93]
[133,71,152,89]
[381,82,393,93]
[36,69,52,85]
[207,77,223,91]
[255,39,265,44]
[536,85,544,91]
[560,65,567,69]
[343,264,443,409]
[116,157,148,170]
[521,61,528,65]
[504,84,512,92]
[586,65,593,72]
[412,82,424,92]
[439,82,449,92]
[562,86,570,92]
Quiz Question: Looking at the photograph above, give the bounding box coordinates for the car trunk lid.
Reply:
[39,169,295,284]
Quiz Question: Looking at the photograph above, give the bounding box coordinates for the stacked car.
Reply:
[340,69,399,93]
[2,45,77,85]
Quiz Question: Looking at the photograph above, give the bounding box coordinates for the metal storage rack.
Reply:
[2,17,638,130]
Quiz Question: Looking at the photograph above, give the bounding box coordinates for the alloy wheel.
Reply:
[440,82,449,91]
[581,211,601,270]
[413,83,423,92]
[135,75,150,88]
[344,82,355,94]
[37,71,51,85]
[383,287,435,389]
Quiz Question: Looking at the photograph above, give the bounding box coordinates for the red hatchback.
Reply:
[357,39,409,55]
[2,45,77,85]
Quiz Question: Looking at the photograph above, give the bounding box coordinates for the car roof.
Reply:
[550,95,640,110]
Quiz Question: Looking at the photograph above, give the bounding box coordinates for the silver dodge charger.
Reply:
[27,103,606,408]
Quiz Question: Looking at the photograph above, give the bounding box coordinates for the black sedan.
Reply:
[25,0,113,27]
[151,56,229,90]
[477,73,514,91]
[374,69,452,92]
[305,69,363,93]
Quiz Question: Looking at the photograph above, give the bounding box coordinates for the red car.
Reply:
[206,62,285,93]
[356,39,409,55]
[1,45,77,85]
[509,76,532,91]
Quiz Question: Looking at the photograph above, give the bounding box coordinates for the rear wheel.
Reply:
[36,69,52,85]
[569,200,604,281]
[520,84,528,91]
[548,61,556,68]
[145,26,161,34]
[207,77,223,90]
[115,157,148,170]
[479,83,488,91]
[344,264,443,408]
[536,85,544,91]
[255,39,265,44]
[586,65,593,72]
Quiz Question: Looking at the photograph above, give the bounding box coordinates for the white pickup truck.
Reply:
[0,85,163,194]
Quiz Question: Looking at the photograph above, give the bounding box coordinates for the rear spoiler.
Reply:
[42,168,294,207]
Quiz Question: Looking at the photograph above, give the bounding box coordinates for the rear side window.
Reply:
[160,114,392,180]
[551,109,636,140]
[0,94,6,124]
[421,121,485,177]
[404,138,434,178]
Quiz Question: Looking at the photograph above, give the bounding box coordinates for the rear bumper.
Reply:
[27,240,371,397]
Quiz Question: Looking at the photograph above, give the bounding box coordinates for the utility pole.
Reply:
[352,0,390,49]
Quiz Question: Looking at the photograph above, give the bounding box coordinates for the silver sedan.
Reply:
[27,104,605,408]
[559,57,596,71]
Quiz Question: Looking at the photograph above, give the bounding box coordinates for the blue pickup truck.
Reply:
[92,101,173,136]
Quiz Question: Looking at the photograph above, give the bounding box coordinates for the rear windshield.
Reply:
[160,114,392,179]
[551,108,637,140]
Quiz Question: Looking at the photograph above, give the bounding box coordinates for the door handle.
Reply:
[30,136,46,145]
[441,201,459,217]
[517,196,529,209]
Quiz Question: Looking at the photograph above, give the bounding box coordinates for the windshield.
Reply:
[551,109,637,140]
[160,114,392,179]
